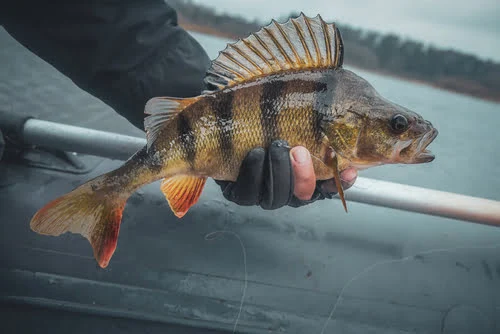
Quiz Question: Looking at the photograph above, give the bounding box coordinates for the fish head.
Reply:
[323,69,438,170]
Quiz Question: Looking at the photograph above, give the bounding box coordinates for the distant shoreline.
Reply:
[180,19,500,104]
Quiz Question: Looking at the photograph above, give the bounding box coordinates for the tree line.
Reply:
[168,0,500,102]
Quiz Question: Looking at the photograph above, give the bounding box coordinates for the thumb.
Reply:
[290,146,316,201]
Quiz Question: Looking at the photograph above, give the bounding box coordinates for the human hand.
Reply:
[215,140,358,209]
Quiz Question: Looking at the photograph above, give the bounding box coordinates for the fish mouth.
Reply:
[413,128,438,163]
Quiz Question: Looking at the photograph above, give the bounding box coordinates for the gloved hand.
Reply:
[215,140,357,209]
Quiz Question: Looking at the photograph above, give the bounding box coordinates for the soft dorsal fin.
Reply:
[144,96,201,149]
[204,13,344,91]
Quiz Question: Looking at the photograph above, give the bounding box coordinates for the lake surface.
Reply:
[1,28,500,333]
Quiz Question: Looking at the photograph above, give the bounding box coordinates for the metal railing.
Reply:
[8,118,500,227]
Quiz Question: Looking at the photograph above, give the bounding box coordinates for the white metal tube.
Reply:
[346,178,500,227]
[20,118,500,226]
[23,119,146,161]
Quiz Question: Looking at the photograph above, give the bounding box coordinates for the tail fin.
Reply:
[30,175,129,268]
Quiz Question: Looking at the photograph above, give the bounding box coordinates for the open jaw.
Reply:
[394,127,439,164]
[413,128,439,163]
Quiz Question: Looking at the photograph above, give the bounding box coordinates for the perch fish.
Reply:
[30,14,438,268]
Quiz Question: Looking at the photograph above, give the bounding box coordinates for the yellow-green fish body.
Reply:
[30,14,438,268]
[151,71,339,181]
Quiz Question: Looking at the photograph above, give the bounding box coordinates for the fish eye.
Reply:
[390,114,408,133]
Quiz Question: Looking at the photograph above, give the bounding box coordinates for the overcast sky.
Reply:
[191,0,500,62]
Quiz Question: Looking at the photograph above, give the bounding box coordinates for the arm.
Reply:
[2,1,210,129]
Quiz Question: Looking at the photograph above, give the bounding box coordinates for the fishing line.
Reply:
[205,230,248,334]
[319,243,500,334]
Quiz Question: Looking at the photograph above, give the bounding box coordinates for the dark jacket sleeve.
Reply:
[1,1,211,130]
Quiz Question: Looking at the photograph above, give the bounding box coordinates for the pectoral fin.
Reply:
[326,149,348,213]
[160,175,207,218]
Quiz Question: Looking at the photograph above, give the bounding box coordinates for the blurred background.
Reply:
[172,0,500,103]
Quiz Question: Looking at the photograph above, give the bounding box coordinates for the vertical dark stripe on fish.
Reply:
[313,80,328,142]
[260,80,285,145]
[177,113,196,169]
[315,71,336,126]
[214,90,234,162]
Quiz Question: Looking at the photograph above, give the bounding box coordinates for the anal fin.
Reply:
[160,175,207,218]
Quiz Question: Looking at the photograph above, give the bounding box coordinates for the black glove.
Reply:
[215,140,339,210]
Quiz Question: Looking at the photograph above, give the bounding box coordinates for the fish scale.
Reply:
[29,13,438,268]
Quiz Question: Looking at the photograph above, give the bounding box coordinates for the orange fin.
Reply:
[144,96,201,149]
[326,149,348,213]
[160,175,207,218]
[30,177,128,268]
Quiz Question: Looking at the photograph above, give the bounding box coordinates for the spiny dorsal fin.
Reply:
[160,175,207,218]
[144,96,201,149]
[204,13,344,91]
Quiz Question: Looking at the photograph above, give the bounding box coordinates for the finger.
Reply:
[228,147,266,205]
[319,167,358,194]
[290,146,316,201]
[340,167,358,190]
[261,140,293,210]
